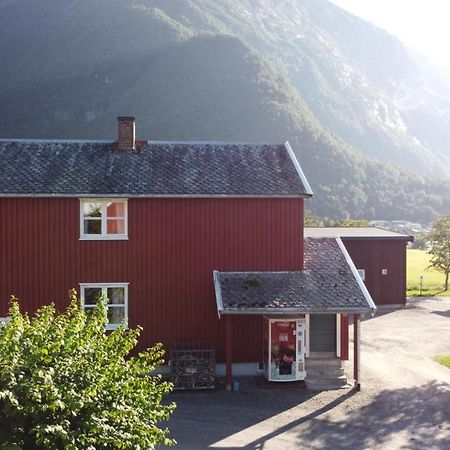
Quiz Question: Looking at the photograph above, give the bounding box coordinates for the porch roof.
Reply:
[213,238,376,315]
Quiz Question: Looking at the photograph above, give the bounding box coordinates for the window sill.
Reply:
[79,236,129,241]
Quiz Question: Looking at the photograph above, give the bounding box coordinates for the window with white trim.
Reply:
[357,269,366,281]
[80,283,128,330]
[80,199,128,239]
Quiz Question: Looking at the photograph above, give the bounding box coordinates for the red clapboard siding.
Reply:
[343,239,407,306]
[0,197,304,362]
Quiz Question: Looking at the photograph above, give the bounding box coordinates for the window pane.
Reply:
[107,287,125,305]
[84,202,102,218]
[84,219,102,234]
[84,288,102,306]
[107,306,125,324]
[84,306,95,317]
[107,219,125,234]
[107,202,124,218]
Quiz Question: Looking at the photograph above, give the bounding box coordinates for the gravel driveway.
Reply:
[164,297,450,449]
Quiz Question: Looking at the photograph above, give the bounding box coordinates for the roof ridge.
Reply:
[0,139,285,146]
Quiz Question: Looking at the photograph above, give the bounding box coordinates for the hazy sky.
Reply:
[330,0,450,69]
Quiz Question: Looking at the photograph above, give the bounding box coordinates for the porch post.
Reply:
[353,313,361,390]
[225,315,233,390]
[340,314,349,360]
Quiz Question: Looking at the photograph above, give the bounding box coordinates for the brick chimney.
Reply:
[117,116,135,150]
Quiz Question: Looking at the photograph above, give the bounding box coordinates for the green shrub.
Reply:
[0,290,175,449]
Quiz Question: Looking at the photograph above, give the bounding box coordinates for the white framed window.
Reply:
[80,199,128,240]
[80,283,128,330]
[357,269,366,281]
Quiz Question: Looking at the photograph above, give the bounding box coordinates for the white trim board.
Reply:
[336,313,341,358]
[284,142,314,197]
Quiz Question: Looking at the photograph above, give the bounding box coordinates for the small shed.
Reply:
[305,228,413,306]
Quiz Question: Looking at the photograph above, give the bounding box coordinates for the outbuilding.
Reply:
[305,228,413,306]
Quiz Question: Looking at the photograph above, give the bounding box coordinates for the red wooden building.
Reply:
[305,228,413,306]
[0,117,375,388]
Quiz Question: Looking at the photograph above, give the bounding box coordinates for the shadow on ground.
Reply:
[432,309,450,318]
[164,378,318,447]
[163,381,450,449]
[294,381,450,449]
[359,306,399,322]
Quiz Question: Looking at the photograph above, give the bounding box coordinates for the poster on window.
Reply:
[270,321,297,380]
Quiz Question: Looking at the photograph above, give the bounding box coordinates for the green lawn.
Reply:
[434,355,450,369]
[407,249,449,296]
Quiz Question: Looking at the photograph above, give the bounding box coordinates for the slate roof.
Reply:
[0,140,312,197]
[213,238,376,314]
[305,227,413,241]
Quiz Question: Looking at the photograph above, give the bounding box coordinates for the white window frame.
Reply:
[79,283,129,330]
[80,199,128,240]
[357,269,365,281]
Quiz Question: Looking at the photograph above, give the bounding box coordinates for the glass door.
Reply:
[269,320,297,381]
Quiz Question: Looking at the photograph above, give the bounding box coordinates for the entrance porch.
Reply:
[221,312,362,390]
[213,236,375,390]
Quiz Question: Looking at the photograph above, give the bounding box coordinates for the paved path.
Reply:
[164,297,450,449]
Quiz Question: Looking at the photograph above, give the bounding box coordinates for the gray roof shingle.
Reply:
[213,238,376,314]
[0,140,312,197]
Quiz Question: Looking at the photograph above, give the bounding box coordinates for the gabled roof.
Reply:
[305,227,413,241]
[0,140,312,198]
[213,237,376,315]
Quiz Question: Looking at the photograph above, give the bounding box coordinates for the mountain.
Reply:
[158,0,450,178]
[0,0,449,223]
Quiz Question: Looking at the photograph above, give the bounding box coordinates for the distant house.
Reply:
[305,228,413,306]
[0,117,375,388]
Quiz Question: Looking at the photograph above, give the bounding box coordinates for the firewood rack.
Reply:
[170,341,215,390]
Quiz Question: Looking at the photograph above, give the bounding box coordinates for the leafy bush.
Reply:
[0,290,175,449]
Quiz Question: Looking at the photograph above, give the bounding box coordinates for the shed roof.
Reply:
[0,140,312,198]
[305,227,413,241]
[213,238,376,315]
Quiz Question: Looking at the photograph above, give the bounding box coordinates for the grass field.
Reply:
[434,355,450,369]
[407,249,449,296]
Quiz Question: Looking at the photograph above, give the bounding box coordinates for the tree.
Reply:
[410,234,427,250]
[304,209,322,227]
[427,214,450,292]
[0,290,175,449]
[321,218,370,227]
[333,219,370,228]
